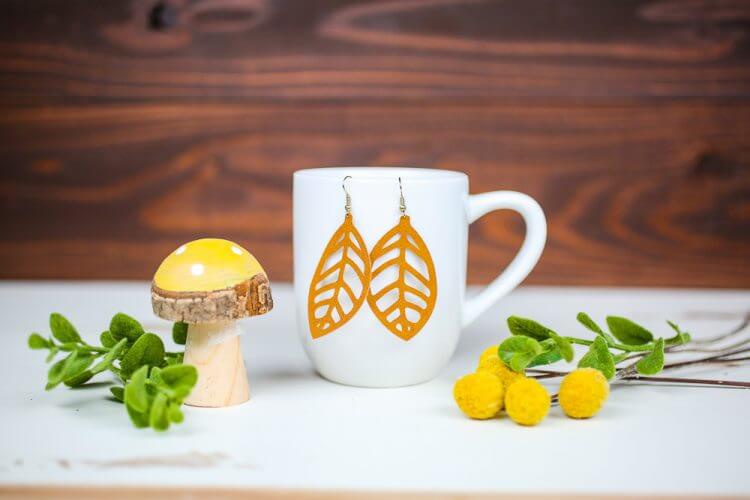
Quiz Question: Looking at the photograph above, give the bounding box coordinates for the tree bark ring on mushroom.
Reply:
[152,238,273,323]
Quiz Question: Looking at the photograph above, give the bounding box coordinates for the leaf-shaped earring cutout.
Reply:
[367,215,437,341]
[308,214,371,339]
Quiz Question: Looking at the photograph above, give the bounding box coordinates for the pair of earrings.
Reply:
[308,176,437,341]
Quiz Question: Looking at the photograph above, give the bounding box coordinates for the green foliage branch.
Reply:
[29,313,194,431]
[498,313,691,379]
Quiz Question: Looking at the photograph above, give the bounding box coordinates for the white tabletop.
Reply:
[1,282,748,496]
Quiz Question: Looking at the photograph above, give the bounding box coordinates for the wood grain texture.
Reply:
[184,323,249,407]
[0,0,748,287]
[1,0,750,98]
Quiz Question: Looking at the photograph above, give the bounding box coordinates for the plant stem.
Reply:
[533,312,750,398]
[526,368,569,378]
[668,336,750,355]
[618,375,750,388]
[691,312,750,345]
[564,336,654,352]
[610,314,750,364]
[56,344,108,354]
[528,346,750,385]
[661,347,750,371]
[530,368,750,388]
[718,355,750,363]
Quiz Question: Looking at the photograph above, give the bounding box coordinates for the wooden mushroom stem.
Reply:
[151,274,273,408]
[183,321,249,408]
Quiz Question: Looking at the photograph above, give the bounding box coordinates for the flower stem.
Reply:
[618,375,750,388]
[691,312,750,345]
[564,336,654,352]
[526,347,750,380]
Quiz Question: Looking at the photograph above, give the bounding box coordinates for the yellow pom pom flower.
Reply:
[453,372,505,420]
[477,346,525,389]
[559,368,609,419]
[479,345,499,363]
[504,377,551,426]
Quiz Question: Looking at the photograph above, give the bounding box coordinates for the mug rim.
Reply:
[294,167,467,182]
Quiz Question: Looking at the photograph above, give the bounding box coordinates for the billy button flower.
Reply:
[504,378,551,426]
[453,371,504,420]
[479,345,499,363]
[476,345,525,389]
[559,368,609,419]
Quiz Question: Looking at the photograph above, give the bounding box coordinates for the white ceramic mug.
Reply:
[293,167,546,387]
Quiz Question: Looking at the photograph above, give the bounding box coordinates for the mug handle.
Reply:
[461,191,547,328]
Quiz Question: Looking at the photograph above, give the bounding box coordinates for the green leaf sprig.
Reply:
[28,313,195,431]
[499,313,691,380]
[122,364,196,431]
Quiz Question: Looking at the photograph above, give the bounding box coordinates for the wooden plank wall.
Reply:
[0,0,748,287]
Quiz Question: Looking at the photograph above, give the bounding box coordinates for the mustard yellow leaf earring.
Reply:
[367,177,437,341]
[308,176,372,339]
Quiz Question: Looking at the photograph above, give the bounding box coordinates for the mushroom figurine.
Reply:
[151,238,273,407]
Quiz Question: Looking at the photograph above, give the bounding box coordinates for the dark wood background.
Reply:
[1,0,749,287]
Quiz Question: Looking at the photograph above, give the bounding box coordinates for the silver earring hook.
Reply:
[342,175,352,214]
[398,176,406,215]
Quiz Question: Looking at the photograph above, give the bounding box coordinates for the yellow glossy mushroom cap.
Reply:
[154,238,265,292]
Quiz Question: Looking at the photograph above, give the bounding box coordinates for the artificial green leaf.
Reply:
[606,316,654,345]
[57,342,80,352]
[665,321,690,346]
[149,366,163,384]
[100,330,116,348]
[613,352,630,363]
[636,338,665,375]
[109,313,145,342]
[578,336,616,379]
[46,350,83,390]
[63,353,96,387]
[91,338,128,375]
[64,352,95,376]
[149,393,170,431]
[528,350,563,367]
[168,403,184,424]
[526,338,563,367]
[160,364,198,389]
[120,333,165,378]
[576,312,604,335]
[28,333,49,350]
[577,312,617,343]
[64,370,94,387]
[506,316,554,341]
[124,366,150,413]
[46,358,67,390]
[172,322,188,345]
[550,332,574,362]
[499,335,543,372]
[110,386,125,402]
[667,320,681,335]
[666,331,689,346]
[49,313,81,343]
[126,402,150,428]
[45,347,58,363]
[160,365,198,399]
[165,353,184,366]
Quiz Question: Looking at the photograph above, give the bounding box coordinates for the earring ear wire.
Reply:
[398,176,406,215]
[343,175,352,214]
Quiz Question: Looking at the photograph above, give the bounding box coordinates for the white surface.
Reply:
[1,282,749,495]
[294,167,545,387]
